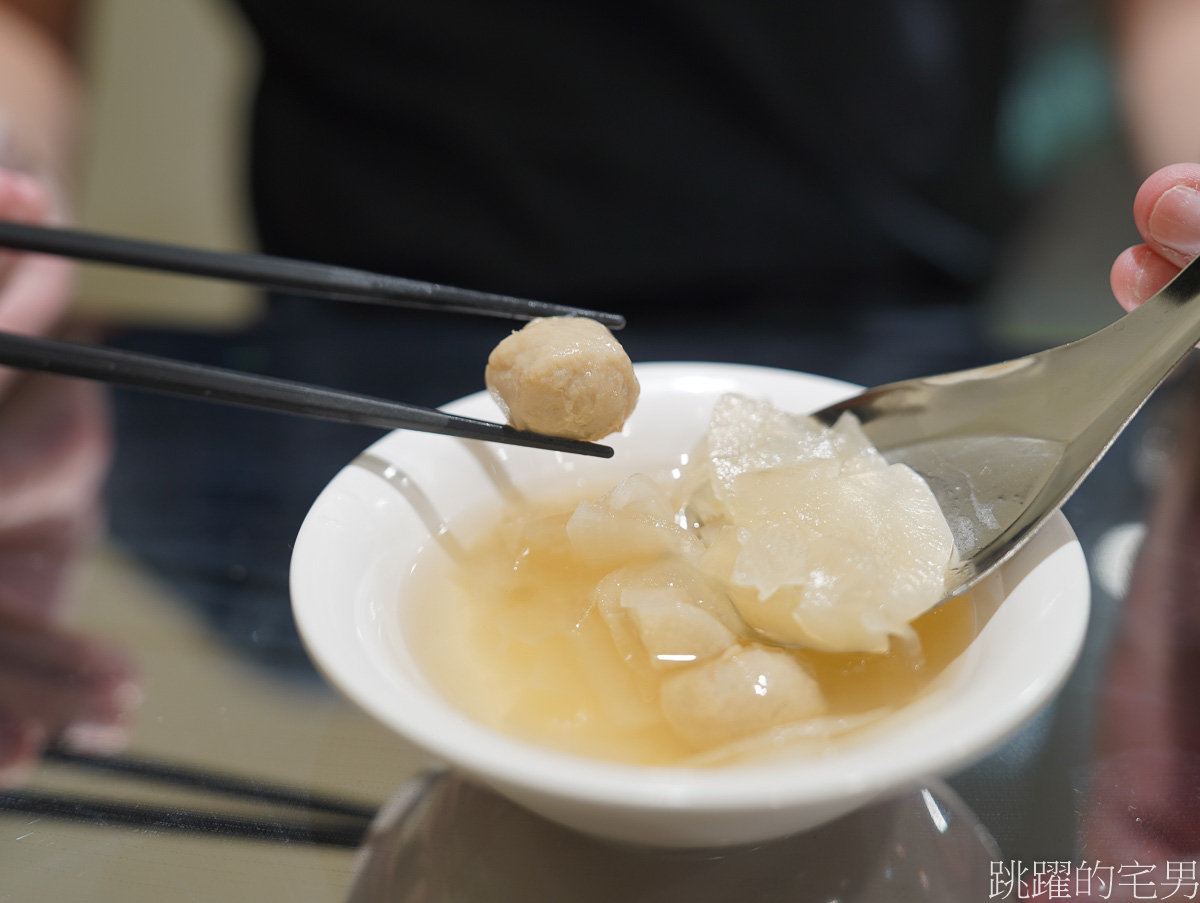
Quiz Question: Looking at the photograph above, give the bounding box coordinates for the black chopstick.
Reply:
[0,788,371,847]
[44,748,378,819]
[0,749,379,847]
[0,748,379,846]
[0,331,614,458]
[0,219,625,330]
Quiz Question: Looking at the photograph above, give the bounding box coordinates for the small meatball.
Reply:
[485,317,639,441]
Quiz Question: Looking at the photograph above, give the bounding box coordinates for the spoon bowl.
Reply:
[812,253,1200,606]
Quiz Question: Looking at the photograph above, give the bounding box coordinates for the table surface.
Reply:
[2,338,1196,903]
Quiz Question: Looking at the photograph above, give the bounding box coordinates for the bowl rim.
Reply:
[291,361,1090,814]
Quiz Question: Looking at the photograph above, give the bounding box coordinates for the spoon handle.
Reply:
[1008,253,1200,447]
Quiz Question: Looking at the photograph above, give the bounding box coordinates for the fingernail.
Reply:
[1129,253,1158,305]
[1148,185,1200,260]
[112,680,143,715]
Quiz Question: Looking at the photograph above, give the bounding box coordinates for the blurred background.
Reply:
[73,0,257,328]
[70,0,1139,344]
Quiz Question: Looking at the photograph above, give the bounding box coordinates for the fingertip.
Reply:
[1133,164,1200,249]
[7,172,48,222]
[112,679,144,716]
[0,718,46,787]
[61,669,140,759]
[1111,244,1182,312]
[85,675,143,727]
[0,169,49,222]
[59,721,132,757]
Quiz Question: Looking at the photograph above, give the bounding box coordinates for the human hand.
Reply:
[0,166,137,785]
[1111,163,1200,313]
[0,167,74,372]
[0,605,139,786]
[0,164,107,614]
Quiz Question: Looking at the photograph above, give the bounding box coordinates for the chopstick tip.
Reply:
[494,424,615,458]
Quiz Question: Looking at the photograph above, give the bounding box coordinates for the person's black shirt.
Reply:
[233,0,1025,316]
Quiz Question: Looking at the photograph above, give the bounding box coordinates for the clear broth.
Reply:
[408,486,977,767]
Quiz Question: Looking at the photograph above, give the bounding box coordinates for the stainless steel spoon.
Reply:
[811,252,1200,607]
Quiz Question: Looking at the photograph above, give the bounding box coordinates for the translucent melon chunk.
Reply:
[704,395,886,503]
[660,646,825,748]
[595,560,746,669]
[567,474,704,567]
[619,586,737,669]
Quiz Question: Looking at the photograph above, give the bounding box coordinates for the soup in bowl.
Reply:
[290,362,1089,848]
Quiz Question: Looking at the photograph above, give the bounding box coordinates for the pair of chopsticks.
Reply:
[0,747,378,847]
[0,219,624,458]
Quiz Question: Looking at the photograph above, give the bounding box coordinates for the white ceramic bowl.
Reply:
[291,362,1090,848]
